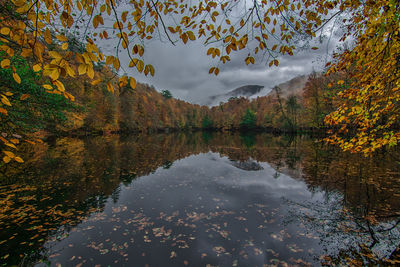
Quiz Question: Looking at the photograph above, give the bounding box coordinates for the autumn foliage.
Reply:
[0,0,400,161]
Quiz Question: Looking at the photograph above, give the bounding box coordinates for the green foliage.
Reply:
[201,115,213,129]
[240,132,256,148]
[0,55,79,133]
[240,109,257,129]
[201,131,213,144]
[285,95,301,130]
[161,90,172,99]
[264,113,272,126]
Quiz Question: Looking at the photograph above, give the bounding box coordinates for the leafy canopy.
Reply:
[0,0,398,159]
[324,0,400,155]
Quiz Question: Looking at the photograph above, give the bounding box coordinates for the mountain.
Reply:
[205,85,266,106]
[266,75,309,98]
[226,85,265,97]
[204,75,309,106]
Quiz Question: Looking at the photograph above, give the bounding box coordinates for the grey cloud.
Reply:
[113,11,343,104]
[76,0,347,105]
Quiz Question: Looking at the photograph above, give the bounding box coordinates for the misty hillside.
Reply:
[204,75,309,106]
[266,75,309,98]
[205,85,265,106]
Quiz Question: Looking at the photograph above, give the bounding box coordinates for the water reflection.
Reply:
[0,132,399,266]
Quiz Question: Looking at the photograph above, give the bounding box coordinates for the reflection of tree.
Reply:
[201,131,214,144]
[286,195,400,265]
[1,132,400,265]
[239,132,256,148]
[162,161,173,169]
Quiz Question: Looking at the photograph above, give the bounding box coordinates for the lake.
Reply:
[1,132,400,266]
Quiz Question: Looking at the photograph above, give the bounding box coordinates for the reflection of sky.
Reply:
[42,152,327,266]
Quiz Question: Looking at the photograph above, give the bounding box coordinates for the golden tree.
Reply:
[324,0,400,155]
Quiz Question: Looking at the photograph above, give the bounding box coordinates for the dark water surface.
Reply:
[1,132,400,266]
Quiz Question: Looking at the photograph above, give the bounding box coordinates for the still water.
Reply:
[1,132,400,266]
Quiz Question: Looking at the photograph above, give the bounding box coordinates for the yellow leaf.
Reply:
[14,157,24,163]
[137,60,144,73]
[61,43,69,50]
[56,34,68,42]
[149,65,155,76]
[119,76,128,87]
[337,80,345,85]
[32,64,41,72]
[13,72,21,83]
[65,64,75,77]
[49,68,60,80]
[181,33,188,44]
[1,96,11,106]
[106,82,114,93]
[10,139,19,144]
[3,151,15,158]
[3,156,11,163]
[130,77,136,89]
[20,94,29,100]
[113,58,120,71]
[78,64,87,75]
[54,80,65,92]
[1,59,10,69]
[64,92,75,101]
[5,142,16,149]
[129,58,138,68]
[87,66,94,79]
[44,28,52,44]
[43,84,53,90]
[49,51,62,59]
[187,31,196,41]
[0,107,7,115]
[24,139,35,145]
[91,79,101,86]
[121,11,128,22]
[1,27,10,35]
[106,56,114,65]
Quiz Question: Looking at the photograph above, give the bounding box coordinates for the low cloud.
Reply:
[113,17,341,104]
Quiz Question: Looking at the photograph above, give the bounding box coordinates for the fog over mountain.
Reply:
[123,42,329,104]
[202,75,309,106]
[204,85,265,106]
[99,2,343,104]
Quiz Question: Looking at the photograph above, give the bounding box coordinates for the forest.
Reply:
[0,0,398,159]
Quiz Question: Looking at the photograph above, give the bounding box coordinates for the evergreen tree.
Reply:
[202,115,213,129]
[161,90,172,99]
[240,109,257,129]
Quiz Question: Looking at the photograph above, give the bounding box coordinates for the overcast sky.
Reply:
[117,39,337,104]
[97,2,344,105]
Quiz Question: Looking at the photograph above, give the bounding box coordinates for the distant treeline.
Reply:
[0,39,347,137]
